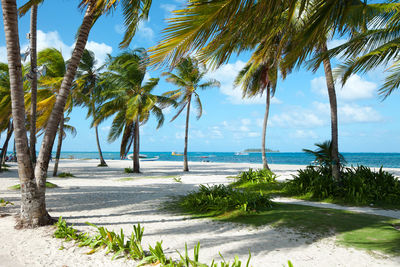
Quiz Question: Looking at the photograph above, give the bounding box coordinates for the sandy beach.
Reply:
[1,159,400,267]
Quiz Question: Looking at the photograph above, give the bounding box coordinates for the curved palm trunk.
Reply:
[0,121,13,169]
[52,115,64,177]
[95,126,107,166]
[133,118,140,173]
[321,42,340,181]
[261,86,271,170]
[29,4,38,164]
[35,3,95,186]
[183,95,192,172]
[92,101,107,166]
[1,0,52,227]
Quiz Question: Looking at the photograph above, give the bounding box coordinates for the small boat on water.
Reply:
[127,154,153,159]
[235,152,249,156]
[140,156,159,161]
[172,151,183,156]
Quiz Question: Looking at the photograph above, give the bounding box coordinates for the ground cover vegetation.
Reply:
[54,217,259,267]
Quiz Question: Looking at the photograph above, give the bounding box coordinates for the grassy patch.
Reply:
[9,182,58,190]
[57,172,75,178]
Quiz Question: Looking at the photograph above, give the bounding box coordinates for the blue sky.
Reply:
[0,0,399,153]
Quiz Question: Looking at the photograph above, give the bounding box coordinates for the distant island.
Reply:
[243,148,280,153]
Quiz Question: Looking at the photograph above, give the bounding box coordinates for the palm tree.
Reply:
[74,49,107,167]
[97,49,173,173]
[19,0,45,164]
[1,0,152,227]
[52,116,76,176]
[162,57,220,172]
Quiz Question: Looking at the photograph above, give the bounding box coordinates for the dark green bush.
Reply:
[58,172,75,178]
[287,165,400,205]
[236,168,277,184]
[180,184,273,214]
[124,167,134,173]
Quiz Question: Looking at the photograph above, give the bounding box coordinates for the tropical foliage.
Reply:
[163,57,220,171]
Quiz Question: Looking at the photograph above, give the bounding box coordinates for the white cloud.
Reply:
[206,60,282,105]
[137,21,154,42]
[241,119,251,125]
[311,74,377,101]
[248,132,260,138]
[270,107,325,128]
[240,126,250,132]
[85,41,112,66]
[290,130,318,139]
[339,104,383,123]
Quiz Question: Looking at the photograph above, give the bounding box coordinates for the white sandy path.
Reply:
[0,159,399,267]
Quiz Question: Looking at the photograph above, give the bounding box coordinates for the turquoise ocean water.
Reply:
[56,151,400,168]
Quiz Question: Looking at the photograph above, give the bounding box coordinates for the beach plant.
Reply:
[57,172,75,178]
[0,198,13,207]
[210,251,251,267]
[235,168,277,185]
[127,224,146,260]
[179,184,273,214]
[173,177,183,183]
[139,241,169,266]
[9,182,58,190]
[124,167,134,173]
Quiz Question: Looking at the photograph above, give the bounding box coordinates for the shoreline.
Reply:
[1,160,400,266]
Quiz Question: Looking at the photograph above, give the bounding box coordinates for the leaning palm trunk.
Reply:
[1,0,52,227]
[0,121,13,169]
[183,95,192,172]
[321,42,341,181]
[1,0,95,227]
[52,115,64,177]
[261,86,271,170]
[35,3,95,183]
[94,126,107,166]
[29,4,38,164]
[133,118,140,173]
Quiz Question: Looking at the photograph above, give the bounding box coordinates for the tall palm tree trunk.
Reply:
[0,121,13,170]
[133,118,140,173]
[261,86,271,170]
[321,42,340,181]
[29,4,38,164]
[183,95,192,172]
[95,126,107,166]
[92,101,107,166]
[35,3,95,186]
[52,115,64,177]
[1,0,52,227]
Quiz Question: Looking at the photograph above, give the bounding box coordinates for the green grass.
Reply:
[8,182,58,190]
[57,172,75,178]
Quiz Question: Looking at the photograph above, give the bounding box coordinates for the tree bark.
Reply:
[1,0,52,227]
[133,118,140,173]
[261,86,271,170]
[35,3,95,185]
[0,121,13,169]
[321,42,341,181]
[52,115,64,177]
[29,4,38,164]
[183,95,192,172]
[95,126,107,166]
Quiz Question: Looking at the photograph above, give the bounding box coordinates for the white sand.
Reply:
[0,159,400,267]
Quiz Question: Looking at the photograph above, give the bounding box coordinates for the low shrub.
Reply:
[286,165,400,205]
[58,172,75,178]
[179,184,273,214]
[235,168,277,184]
[125,167,134,173]
[54,217,254,266]
[0,198,13,207]
[9,182,58,190]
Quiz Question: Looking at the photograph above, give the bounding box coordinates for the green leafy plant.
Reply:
[235,168,277,184]
[173,177,183,183]
[127,224,146,260]
[57,172,75,178]
[0,198,13,207]
[54,217,83,241]
[210,251,251,267]
[179,184,272,215]
[303,140,346,172]
[125,167,134,173]
[9,182,58,190]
